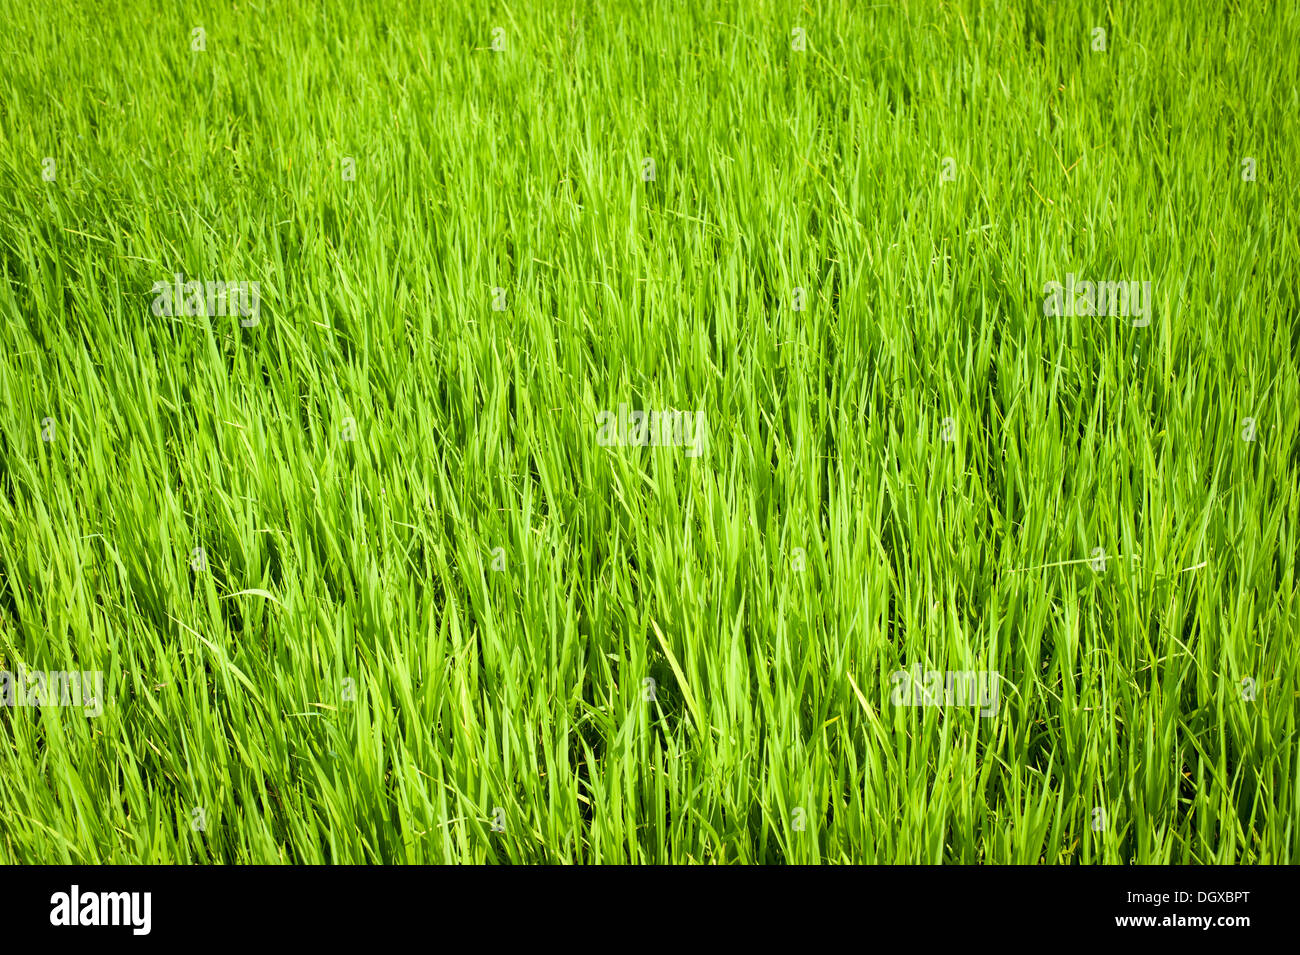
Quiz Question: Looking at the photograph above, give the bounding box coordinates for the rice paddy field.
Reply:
[0,0,1296,864]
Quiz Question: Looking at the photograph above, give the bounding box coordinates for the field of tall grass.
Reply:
[0,0,1296,863]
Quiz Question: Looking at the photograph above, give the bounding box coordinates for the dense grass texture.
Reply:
[0,0,1297,863]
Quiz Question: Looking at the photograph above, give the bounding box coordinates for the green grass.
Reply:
[0,0,1296,864]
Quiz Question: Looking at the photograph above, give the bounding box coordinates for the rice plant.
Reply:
[0,0,1296,864]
